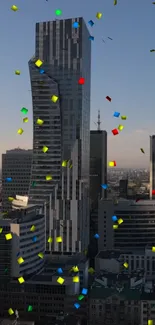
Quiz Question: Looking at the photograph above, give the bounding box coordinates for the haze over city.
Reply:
[0,0,155,168]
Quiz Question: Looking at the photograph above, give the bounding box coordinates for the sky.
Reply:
[0,0,155,168]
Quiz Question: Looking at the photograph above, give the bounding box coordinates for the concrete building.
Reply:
[150,135,155,199]
[2,149,32,211]
[28,18,91,253]
[98,199,155,251]
[0,202,45,278]
[95,249,155,279]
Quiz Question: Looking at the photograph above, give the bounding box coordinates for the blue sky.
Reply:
[0,0,155,168]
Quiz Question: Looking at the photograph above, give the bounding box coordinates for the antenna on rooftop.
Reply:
[94,110,101,131]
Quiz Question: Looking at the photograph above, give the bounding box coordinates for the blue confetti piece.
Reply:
[39,69,45,74]
[81,288,88,295]
[57,268,63,274]
[101,184,108,189]
[89,36,94,41]
[73,22,79,28]
[112,215,118,222]
[16,252,20,257]
[74,303,80,309]
[32,236,37,242]
[113,111,120,118]
[5,177,12,182]
[88,20,94,27]
[94,233,100,239]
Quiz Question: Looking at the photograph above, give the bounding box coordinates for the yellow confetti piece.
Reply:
[121,115,127,120]
[72,266,79,272]
[36,118,44,125]
[109,161,115,167]
[15,70,20,75]
[88,267,95,274]
[18,276,25,284]
[152,246,155,252]
[118,124,124,131]
[46,175,52,181]
[8,196,14,202]
[114,0,117,5]
[0,227,3,233]
[56,236,62,243]
[73,276,79,283]
[17,128,24,135]
[42,146,48,153]
[5,233,12,240]
[123,262,128,268]
[30,225,36,232]
[38,252,44,259]
[148,321,153,325]
[11,5,18,11]
[8,308,14,315]
[51,95,58,103]
[23,117,28,123]
[113,225,118,229]
[35,59,43,67]
[96,12,102,19]
[62,160,68,167]
[48,236,53,243]
[17,257,24,265]
[70,164,73,169]
[57,277,65,285]
[118,218,123,225]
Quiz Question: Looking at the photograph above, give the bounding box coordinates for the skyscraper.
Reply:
[2,149,32,211]
[150,135,155,199]
[28,18,91,252]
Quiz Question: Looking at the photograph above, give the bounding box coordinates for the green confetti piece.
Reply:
[28,305,33,312]
[78,294,84,301]
[21,107,28,114]
[55,9,62,16]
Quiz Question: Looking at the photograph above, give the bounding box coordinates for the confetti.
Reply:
[27,305,33,312]
[55,9,62,16]
[88,20,94,27]
[140,148,145,154]
[35,59,43,67]
[32,236,37,242]
[112,215,118,222]
[56,236,62,243]
[48,236,53,243]
[30,225,36,232]
[51,95,58,103]
[72,266,79,272]
[62,160,68,167]
[74,303,80,309]
[73,276,79,283]
[118,124,124,131]
[23,117,28,123]
[148,321,153,325]
[32,181,36,187]
[114,0,117,5]
[17,128,24,135]
[81,288,88,295]
[89,36,94,41]
[121,115,127,120]
[150,49,155,52]
[123,262,128,268]
[36,118,44,125]
[46,175,52,181]
[113,112,120,118]
[152,190,155,195]
[88,267,95,274]
[108,37,113,40]
[78,77,85,85]
[21,107,28,114]
[94,233,99,239]
[57,268,63,274]
[42,146,48,153]
[78,294,84,301]
[5,177,12,182]
[118,218,123,225]
[113,225,118,229]
[109,161,116,167]
[11,5,18,11]
[73,22,79,28]
[112,128,119,136]
[0,228,3,233]
[38,252,44,259]
[15,70,20,75]
[5,233,12,240]
[101,184,108,189]
[8,308,14,315]
[17,257,24,265]
[96,12,102,19]
[39,69,45,74]
[57,277,65,285]
[106,96,111,102]
[152,247,155,252]
[18,277,25,284]
[8,197,14,201]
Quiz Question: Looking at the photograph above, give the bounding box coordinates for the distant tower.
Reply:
[97,110,101,131]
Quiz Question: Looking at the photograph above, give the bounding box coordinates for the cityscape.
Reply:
[0,1,155,325]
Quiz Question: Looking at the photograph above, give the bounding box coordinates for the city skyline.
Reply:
[0,0,155,168]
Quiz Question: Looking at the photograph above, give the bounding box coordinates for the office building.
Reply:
[28,17,91,252]
[98,199,155,251]
[2,149,32,211]
[119,179,128,199]
[0,200,45,278]
[150,135,155,199]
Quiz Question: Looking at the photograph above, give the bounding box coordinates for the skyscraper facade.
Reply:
[2,149,32,212]
[150,135,155,199]
[28,18,91,252]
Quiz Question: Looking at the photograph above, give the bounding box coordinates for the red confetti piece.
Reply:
[78,77,85,85]
[106,96,111,102]
[113,160,116,166]
[112,128,119,136]
[152,190,155,195]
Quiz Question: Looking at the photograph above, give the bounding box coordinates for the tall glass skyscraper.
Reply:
[28,18,91,252]
[150,135,155,199]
